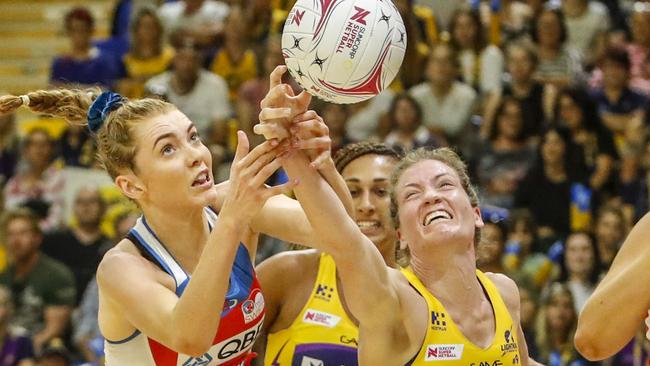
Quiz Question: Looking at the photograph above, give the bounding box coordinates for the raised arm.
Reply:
[212,67,354,246]
[98,134,294,356]
[575,212,650,360]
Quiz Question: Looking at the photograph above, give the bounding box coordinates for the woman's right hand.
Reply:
[219,131,297,224]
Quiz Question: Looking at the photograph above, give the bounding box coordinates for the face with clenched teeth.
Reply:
[342,154,398,253]
[395,159,483,252]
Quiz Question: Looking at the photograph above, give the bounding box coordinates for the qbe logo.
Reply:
[424,344,464,361]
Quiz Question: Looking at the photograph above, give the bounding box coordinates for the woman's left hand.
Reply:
[254,65,311,141]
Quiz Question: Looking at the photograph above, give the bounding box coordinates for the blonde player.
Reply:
[0,87,350,366]
[258,66,542,366]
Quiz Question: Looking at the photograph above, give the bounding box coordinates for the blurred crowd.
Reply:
[0,0,649,365]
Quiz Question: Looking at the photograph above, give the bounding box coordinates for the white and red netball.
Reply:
[282,0,407,104]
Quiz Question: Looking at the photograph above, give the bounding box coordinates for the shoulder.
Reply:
[96,239,157,290]
[482,45,504,59]
[203,0,230,16]
[453,82,478,99]
[484,272,520,313]
[588,1,609,17]
[158,2,182,17]
[200,70,228,88]
[145,71,171,86]
[387,267,424,307]
[409,83,431,98]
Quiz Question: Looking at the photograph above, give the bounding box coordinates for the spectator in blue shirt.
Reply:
[50,7,120,89]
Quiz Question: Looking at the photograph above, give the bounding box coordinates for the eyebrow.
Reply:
[434,173,450,180]
[403,173,451,189]
[345,178,389,183]
[152,123,195,151]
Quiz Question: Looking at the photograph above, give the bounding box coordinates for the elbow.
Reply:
[172,335,213,357]
[574,328,609,361]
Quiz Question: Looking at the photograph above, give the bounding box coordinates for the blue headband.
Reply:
[87,91,125,133]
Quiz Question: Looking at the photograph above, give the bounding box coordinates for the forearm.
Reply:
[318,158,354,217]
[576,214,650,359]
[576,260,650,359]
[171,216,245,351]
[283,152,396,319]
[37,306,71,342]
[282,152,354,252]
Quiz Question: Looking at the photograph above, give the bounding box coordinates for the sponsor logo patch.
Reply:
[242,290,264,324]
[424,344,464,361]
[302,309,341,328]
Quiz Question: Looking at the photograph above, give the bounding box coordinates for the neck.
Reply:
[551,329,569,348]
[398,127,417,137]
[27,164,48,179]
[598,241,617,265]
[135,44,158,58]
[494,137,521,150]
[378,239,398,268]
[185,1,202,14]
[173,73,199,95]
[480,262,504,274]
[512,79,533,95]
[410,243,484,307]
[604,85,624,101]
[71,45,92,59]
[431,81,453,97]
[226,40,243,55]
[544,162,566,181]
[569,272,589,283]
[15,252,40,279]
[538,45,560,57]
[563,0,587,17]
[139,204,208,271]
[72,225,102,245]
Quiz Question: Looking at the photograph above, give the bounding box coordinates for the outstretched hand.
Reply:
[220,131,298,223]
[254,65,311,141]
[255,66,333,169]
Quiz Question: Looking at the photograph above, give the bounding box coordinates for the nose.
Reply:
[356,190,375,216]
[422,187,442,206]
[186,143,203,168]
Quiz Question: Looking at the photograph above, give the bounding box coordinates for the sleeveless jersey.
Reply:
[265,253,358,366]
[402,267,521,366]
[104,207,265,366]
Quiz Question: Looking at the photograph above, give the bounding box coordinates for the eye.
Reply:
[162,144,175,156]
[348,188,359,197]
[439,180,454,188]
[374,188,388,197]
[404,191,417,200]
[190,131,200,142]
